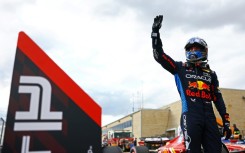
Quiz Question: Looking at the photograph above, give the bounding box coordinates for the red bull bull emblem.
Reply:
[188,81,210,91]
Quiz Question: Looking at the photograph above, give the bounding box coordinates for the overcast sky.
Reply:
[0,0,245,126]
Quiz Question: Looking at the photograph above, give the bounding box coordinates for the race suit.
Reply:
[152,34,227,153]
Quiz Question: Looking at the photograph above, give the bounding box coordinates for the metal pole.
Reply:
[0,117,4,146]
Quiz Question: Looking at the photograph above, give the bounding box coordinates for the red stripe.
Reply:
[17,31,101,126]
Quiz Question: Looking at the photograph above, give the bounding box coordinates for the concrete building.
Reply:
[102,88,245,140]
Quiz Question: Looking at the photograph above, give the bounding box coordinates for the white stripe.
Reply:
[14,122,62,131]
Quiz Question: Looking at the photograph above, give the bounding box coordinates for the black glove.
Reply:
[152,15,163,33]
[151,15,164,58]
[152,15,163,39]
[222,113,231,139]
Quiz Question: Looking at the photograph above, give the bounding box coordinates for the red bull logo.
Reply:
[186,81,211,100]
[188,81,210,91]
[186,90,211,100]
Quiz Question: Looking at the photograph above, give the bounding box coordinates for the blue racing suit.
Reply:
[152,34,227,153]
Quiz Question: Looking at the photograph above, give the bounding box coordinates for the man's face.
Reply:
[185,44,206,62]
[188,45,201,52]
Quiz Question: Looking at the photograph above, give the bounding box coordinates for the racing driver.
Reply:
[151,15,230,152]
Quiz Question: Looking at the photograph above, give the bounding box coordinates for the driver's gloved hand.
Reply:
[222,113,231,139]
[151,15,163,38]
